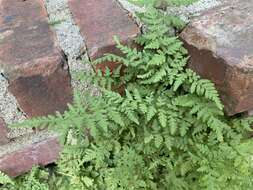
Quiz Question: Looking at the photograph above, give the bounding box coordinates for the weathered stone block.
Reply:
[0,0,72,117]
[68,0,139,70]
[180,0,253,115]
[0,131,60,177]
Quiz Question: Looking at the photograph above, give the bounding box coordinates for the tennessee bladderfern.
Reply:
[4,7,253,190]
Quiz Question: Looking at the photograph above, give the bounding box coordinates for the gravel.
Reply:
[44,0,95,92]
[0,74,32,140]
[44,0,102,98]
[0,75,25,125]
[117,0,145,27]
[118,0,224,23]
[166,0,223,22]
[44,0,86,59]
[117,0,146,14]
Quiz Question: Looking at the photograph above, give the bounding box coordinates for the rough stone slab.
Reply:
[0,0,72,117]
[0,118,9,145]
[180,0,253,115]
[8,65,72,117]
[0,131,60,177]
[68,0,140,60]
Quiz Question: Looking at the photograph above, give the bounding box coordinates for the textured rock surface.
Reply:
[0,131,60,177]
[44,0,86,59]
[166,0,224,22]
[0,118,9,145]
[43,0,94,93]
[117,0,145,14]
[118,0,224,23]
[180,0,253,115]
[0,75,25,124]
[0,0,72,117]
[68,0,140,60]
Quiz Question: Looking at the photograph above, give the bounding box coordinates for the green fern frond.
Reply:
[8,5,253,190]
[0,172,13,185]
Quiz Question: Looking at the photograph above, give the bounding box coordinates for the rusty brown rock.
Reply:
[180,0,253,115]
[0,0,72,117]
[68,0,140,60]
[0,132,60,177]
[0,118,9,145]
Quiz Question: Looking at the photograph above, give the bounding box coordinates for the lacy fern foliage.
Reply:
[5,7,253,190]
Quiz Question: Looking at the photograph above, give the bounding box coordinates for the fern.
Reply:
[0,171,13,186]
[6,6,253,190]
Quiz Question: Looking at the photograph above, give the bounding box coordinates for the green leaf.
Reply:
[0,172,13,185]
[169,117,177,135]
[144,135,154,144]
[158,110,167,127]
[147,106,157,122]
[154,135,163,148]
[82,176,94,187]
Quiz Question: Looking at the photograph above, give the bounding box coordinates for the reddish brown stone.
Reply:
[0,0,72,117]
[0,134,60,177]
[0,118,9,145]
[68,0,140,60]
[8,59,72,117]
[180,0,253,115]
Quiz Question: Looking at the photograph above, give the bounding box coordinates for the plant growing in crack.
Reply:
[48,19,66,27]
[2,6,253,190]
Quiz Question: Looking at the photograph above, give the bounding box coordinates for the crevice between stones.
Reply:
[0,72,26,125]
[43,0,99,95]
